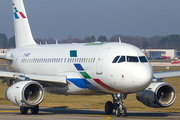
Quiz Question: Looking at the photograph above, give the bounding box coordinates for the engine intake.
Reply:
[136,82,176,108]
[5,81,44,107]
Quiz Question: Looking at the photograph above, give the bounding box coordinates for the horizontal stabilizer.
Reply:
[0,56,13,61]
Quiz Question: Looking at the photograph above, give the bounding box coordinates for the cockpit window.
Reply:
[139,56,148,63]
[127,56,139,62]
[118,56,125,63]
[112,56,120,63]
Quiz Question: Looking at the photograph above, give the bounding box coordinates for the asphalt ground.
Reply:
[0,105,180,120]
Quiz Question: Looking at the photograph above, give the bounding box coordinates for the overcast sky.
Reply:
[0,0,180,40]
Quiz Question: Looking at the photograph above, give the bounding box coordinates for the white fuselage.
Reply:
[6,42,153,95]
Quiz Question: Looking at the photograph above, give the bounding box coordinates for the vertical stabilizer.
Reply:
[12,0,37,48]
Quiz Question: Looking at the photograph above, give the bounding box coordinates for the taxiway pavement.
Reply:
[0,105,180,120]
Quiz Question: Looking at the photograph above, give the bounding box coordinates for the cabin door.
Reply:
[96,48,109,74]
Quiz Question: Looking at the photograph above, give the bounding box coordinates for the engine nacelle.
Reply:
[5,81,44,107]
[136,82,176,108]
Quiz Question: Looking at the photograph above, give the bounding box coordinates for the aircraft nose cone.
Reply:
[131,64,153,92]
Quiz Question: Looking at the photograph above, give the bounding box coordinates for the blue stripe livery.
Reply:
[74,64,84,71]
[73,64,101,91]
[82,79,101,90]
[68,78,87,89]
[14,12,19,19]
[68,78,102,91]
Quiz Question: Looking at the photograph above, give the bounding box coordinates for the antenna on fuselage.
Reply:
[119,37,121,43]
[56,39,58,44]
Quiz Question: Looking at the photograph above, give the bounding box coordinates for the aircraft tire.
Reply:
[122,107,127,116]
[20,107,28,114]
[115,107,120,117]
[105,101,113,114]
[31,105,39,114]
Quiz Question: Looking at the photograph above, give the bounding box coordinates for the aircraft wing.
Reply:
[153,71,180,79]
[0,71,67,87]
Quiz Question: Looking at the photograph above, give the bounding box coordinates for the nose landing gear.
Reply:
[105,93,127,117]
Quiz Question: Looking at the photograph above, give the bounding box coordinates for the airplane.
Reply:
[0,0,178,117]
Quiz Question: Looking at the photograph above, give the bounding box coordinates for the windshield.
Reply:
[118,56,125,63]
[139,56,148,63]
[112,56,120,63]
[127,56,139,62]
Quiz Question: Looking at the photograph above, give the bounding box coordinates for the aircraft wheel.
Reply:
[105,101,113,114]
[122,107,127,116]
[31,105,39,114]
[115,107,120,117]
[20,107,28,114]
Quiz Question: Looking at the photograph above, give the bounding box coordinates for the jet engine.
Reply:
[136,82,176,108]
[5,81,44,107]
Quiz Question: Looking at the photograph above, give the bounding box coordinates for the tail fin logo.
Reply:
[13,3,26,19]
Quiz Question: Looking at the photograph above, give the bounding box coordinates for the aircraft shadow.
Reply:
[31,106,178,118]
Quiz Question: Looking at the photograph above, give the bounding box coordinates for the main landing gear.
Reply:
[105,93,127,117]
[20,105,39,114]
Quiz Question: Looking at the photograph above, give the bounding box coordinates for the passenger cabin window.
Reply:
[118,56,125,63]
[139,56,148,63]
[127,56,139,62]
[112,56,120,63]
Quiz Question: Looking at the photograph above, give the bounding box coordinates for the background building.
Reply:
[141,49,177,59]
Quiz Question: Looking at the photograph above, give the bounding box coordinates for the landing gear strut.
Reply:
[105,93,127,117]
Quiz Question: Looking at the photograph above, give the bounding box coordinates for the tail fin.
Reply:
[12,0,37,48]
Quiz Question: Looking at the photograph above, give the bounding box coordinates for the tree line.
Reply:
[0,33,15,49]
[1,33,180,50]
